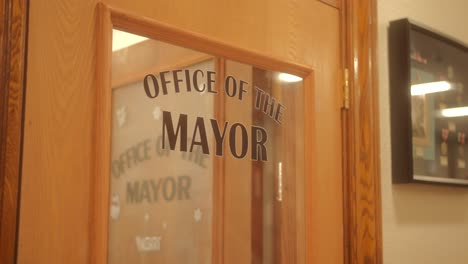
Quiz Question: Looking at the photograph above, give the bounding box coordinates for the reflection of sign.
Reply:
[110,194,121,220]
[111,136,207,178]
[116,106,127,127]
[143,70,288,162]
[127,176,191,204]
[136,236,162,252]
[193,208,202,222]
[109,59,216,264]
[152,106,162,120]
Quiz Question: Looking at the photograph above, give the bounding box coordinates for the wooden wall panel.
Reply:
[17,1,96,263]
[0,0,28,263]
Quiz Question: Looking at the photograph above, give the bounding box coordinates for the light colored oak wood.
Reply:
[303,74,315,264]
[222,60,253,264]
[18,0,97,263]
[212,56,226,264]
[18,1,344,263]
[92,3,112,264]
[319,0,341,9]
[112,54,212,88]
[108,5,311,78]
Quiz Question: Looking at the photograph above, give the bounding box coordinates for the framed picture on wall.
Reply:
[389,18,468,186]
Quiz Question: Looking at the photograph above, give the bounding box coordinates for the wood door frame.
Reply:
[0,0,28,263]
[341,0,382,264]
[0,0,382,263]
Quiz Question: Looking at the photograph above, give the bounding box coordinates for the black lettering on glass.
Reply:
[239,80,248,100]
[275,103,285,124]
[184,69,192,92]
[262,93,276,117]
[193,69,206,92]
[254,86,265,109]
[190,117,209,154]
[207,71,217,94]
[172,69,183,93]
[143,74,160,98]
[224,75,237,97]
[251,126,268,161]
[162,111,188,152]
[160,71,170,95]
[211,119,228,156]
[229,123,248,159]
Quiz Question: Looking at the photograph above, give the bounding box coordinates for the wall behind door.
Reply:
[18,1,342,263]
[378,1,468,264]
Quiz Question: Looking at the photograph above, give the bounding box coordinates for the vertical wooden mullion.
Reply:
[92,4,112,264]
[279,81,297,264]
[251,68,264,264]
[212,56,226,264]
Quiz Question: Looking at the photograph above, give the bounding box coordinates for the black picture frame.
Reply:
[389,18,468,186]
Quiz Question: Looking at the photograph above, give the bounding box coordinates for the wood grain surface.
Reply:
[342,0,383,264]
[0,0,28,263]
[91,4,112,264]
[212,56,226,264]
[18,1,344,263]
[97,6,316,263]
[94,2,339,263]
[4,0,385,263]
[319,0,341,9]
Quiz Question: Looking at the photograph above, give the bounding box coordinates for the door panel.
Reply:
[18,1,342,263]
[106,24,308,263]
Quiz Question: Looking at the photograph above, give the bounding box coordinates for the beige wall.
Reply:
[378,1,468,264]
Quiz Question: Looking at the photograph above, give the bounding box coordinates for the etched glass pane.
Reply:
[108,29,306,264]
[109,30,214,263]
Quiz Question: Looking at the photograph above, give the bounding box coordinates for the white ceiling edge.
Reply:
[112,29,148,52]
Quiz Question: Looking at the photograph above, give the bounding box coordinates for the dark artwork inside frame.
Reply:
[390,18,468,185]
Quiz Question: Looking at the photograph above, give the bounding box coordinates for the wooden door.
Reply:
[17,1,343,263]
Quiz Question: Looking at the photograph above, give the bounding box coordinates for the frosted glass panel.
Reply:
[108,29,306,264]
